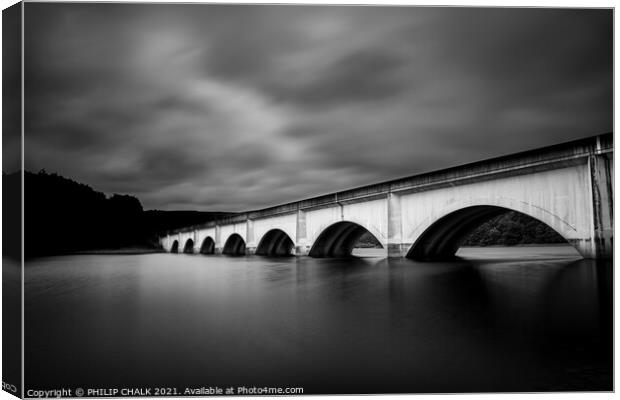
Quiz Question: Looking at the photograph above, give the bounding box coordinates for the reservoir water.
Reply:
[24,246,612,394]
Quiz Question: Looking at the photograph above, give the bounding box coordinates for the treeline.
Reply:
[4,171,234,258]
[356,231,383,248]
[463,211,565,246]
[354,212,565,248]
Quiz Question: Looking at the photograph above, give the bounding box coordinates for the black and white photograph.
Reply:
[1,1,614,397]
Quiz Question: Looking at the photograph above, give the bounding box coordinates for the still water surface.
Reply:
[25,246,612,393]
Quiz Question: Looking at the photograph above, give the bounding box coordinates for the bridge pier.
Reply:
[246,219,256,255]
[295,210,310,256]
[387,193,409,257]
[193,230,199,254]
[214,226,223,254]
[588,151,614,259]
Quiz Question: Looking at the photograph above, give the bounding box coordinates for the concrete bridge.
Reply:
[161,133,613,260]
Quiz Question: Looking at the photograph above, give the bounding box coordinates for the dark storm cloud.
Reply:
[24,4,612,211]
[429,8,612,119]
[266,48,407,108]
[3,3,22,173]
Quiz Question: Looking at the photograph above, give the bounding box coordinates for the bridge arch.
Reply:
[200,236,215,254]
[183,238,194,254]
[170,240,179,253]
[309,220,382,258]
[256,229,295,256]
[406,200,580,260]
[223,233,246,256]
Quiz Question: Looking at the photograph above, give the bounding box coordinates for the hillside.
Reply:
[4,170,234,258]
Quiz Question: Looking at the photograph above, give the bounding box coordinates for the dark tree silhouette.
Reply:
[464,211,565,246]
[19,170,234,258]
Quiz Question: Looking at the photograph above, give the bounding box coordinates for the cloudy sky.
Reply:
[23,4,612,211]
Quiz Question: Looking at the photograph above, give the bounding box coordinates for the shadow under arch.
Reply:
[223,233,246,256]
[200,237,215,254]
[256,229,295,256]
[309,221,382,258]
[170,240,179,253]
[407,205,572,261]
[183,238,194,254]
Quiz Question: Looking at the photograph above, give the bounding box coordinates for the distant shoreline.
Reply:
[459,243,571,248]
[72,247,164,255]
